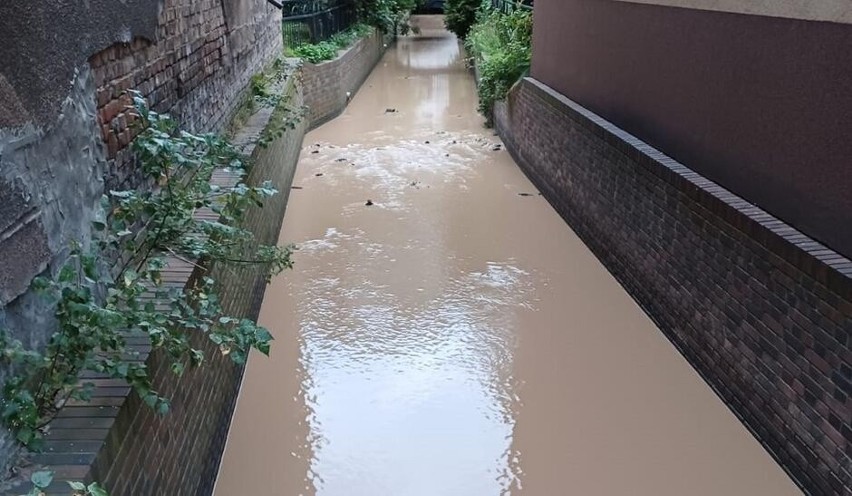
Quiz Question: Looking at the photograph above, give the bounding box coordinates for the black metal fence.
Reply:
[281,0,358,47]
[490,0,533,14]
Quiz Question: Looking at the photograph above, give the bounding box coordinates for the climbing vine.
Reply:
[0,90,295,454]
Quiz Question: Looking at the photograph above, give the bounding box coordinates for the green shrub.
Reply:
[445,0,485,39]
[292,41,339,63]
[329,23,373,48]
[357,0,417,34]
[465,9,532,123]
[290,24,374,64]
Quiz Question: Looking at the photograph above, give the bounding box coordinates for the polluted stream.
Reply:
[214,16,799,496]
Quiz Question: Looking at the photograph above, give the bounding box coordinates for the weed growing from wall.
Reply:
[0,90,295,456]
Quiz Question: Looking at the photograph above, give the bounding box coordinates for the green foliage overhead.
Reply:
[444,0,484,39]
[466,8,532,123]
[357,0,418,34]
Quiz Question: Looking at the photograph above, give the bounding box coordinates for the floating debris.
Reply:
[518,192,534,197]
[292,186,303,190]
[315,173,324,177]
[385,108,397,113]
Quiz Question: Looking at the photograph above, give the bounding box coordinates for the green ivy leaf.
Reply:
[31,470,53,488]
[88,482,109,496]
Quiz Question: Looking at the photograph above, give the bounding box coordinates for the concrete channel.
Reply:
[213,16,800,496]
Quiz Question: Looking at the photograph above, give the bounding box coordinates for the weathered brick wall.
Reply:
[90,0,282,191]
[495,78,852,495]
[302,30,387,127]
[55,79,309,496]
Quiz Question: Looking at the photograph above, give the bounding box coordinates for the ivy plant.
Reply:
[465,8,532,123]
[23,470,107,496]
[1,90,295,452]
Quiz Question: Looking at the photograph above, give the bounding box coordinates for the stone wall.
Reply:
[16,74,308,496]
[91,0,282,191]
[0,0,282,484]
[302,30,388,127]
[495,78,852,495]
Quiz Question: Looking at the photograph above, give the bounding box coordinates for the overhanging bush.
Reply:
[444,0,484,39]
[357,0,419,34]
[465,8,532,123]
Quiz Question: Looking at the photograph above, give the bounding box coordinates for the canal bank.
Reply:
[214,16,799,496]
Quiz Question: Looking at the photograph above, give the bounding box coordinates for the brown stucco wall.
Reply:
[530,0,852,259]
[613,0,852,24]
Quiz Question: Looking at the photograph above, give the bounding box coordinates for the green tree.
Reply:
[444,0,484,39]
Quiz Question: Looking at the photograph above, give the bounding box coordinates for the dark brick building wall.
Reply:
[530,0,852,261]
[495,78,852,495]
[302,30,388,127]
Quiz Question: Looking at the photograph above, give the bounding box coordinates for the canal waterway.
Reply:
[214,16,800,496]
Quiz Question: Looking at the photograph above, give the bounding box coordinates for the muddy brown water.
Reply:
[214,16,800,496]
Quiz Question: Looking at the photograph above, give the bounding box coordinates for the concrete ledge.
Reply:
[494,77,852,495]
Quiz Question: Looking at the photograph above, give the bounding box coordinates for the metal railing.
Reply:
[281,0,358,47]
[490,0,533,14]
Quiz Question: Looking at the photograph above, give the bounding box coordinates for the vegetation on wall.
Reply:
[287,23,373,63]
[444,0,484,39]
[24,470,106,496]
[465,7,532,123]
[230,58,305,138]
[0,90,296,459]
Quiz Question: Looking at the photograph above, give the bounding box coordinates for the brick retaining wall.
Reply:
[302,30,388,127]
[494,78,852,495]
[12,76,308,496]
